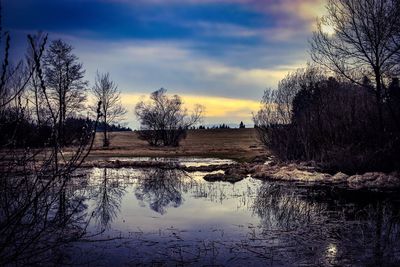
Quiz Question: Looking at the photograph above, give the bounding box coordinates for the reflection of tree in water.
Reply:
[253,183,327,231]
[191,176,259,211]
[90,168,126,230]
[135,168,196,214]
[251,182,400,266]
[334,197,400,267]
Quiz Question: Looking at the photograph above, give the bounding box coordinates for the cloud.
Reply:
[72,38,305,128]
[126,0,327,42]
[70,38,306,100]
[268,0,327,31]
[128,0,327,28]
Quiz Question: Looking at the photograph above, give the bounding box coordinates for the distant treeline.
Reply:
[193,121,246,130]
[196,124,231,130]
[96,122,131,132]
[0,112,130,148]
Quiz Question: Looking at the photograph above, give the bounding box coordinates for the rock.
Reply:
[251,171,271,179]
[248,164,264,174]
[225,167,247,176]
[249,162,331,183]
[331,172,349,183]
[183,164,236,172]
[271,167,331,182]
[203,173,244,183]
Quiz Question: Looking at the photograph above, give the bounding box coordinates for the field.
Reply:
[90,128,267,162]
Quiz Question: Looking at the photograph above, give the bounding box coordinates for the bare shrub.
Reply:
[135,88,203,146]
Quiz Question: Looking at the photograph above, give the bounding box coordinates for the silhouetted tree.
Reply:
[43,39,88,145]
[254,65,400,172]
[135,88,203,146]
[91,71,126,147]
[311,0,400,130]
[239,121,245,128]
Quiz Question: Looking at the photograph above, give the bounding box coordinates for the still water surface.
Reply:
[66,158,400,266]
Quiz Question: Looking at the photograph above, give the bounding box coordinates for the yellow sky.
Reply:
[120,93,261,126]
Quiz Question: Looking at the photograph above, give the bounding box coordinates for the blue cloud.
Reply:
[4,0,268,39]
[2,0,317,126]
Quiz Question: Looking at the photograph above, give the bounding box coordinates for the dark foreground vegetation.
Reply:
[255,0,400,174]
[0,6,102,264]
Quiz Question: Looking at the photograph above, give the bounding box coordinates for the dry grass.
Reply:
[89,128,267,162]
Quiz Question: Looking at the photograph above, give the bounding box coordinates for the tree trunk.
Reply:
[103,114,109,147]
[375,69,384,132]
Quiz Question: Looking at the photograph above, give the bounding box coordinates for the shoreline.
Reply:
[81,157,400,191]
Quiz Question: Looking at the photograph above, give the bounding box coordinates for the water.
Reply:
[61,159,400,266]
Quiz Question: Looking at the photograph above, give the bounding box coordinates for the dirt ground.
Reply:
[89,128,267,162]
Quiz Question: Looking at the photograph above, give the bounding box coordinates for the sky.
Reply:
[2,0,326,128]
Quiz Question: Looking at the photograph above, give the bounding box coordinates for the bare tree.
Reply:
[26,32,48,125]
[311,0,400,129]
[135,88,203,146]
[43,39,88,145]
[254,66,324,131]
[91,71,126,147]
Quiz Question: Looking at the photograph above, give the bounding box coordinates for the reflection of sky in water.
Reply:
[69,162,400,266]
[86,168,260,235]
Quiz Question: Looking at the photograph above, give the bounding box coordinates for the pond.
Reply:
[60,158,400,266]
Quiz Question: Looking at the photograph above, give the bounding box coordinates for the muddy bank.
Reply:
[81,158,400,190]
[249,162,400,190]
[199,161,400,190]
